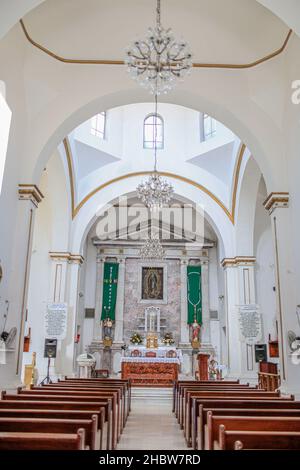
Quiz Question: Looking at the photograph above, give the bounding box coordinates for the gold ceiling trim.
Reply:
[63,138,76,218]
[20,19,292,69]
[231,143,246,222]
[63,137,246,224]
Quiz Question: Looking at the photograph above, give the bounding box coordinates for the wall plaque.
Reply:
[238,304,262,344]
[45,303,68,340]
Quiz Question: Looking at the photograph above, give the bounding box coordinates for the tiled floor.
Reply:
[117,394,188,450]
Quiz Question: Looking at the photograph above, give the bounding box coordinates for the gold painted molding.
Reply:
[20,20,292,70]
[18,183,44,207]
[49,251,84,264]
[263,192,289,214]
[221,256,256,268]
[63,138,246,224]
[63,138,76,218]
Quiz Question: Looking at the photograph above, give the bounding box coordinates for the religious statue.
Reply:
[208,358,221,380]
[102,317,113,347]
[191,316,201,349]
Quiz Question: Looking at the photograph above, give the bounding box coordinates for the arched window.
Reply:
[200,112,217,142]
[91,112,106,139]
[143,114,164,149]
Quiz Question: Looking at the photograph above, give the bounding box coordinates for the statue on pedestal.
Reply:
[191,314,201,349]
[102,317,113,347]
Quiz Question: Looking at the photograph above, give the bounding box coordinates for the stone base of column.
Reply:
[88,341,123,376]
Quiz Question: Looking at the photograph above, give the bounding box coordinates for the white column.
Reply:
[1,185,43,389]
[264,193,300,396]
[222,257,257,381]
[93,256,105,341]
[180,259,190,344]
[58,254,84,376]
[114,257,125,343]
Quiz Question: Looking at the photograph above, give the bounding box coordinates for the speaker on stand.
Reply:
[40,338,57,385]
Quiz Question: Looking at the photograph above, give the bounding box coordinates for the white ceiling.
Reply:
[23,0,288,64]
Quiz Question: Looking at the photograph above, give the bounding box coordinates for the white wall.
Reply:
[0,82,11,196]
[254,178,278,362]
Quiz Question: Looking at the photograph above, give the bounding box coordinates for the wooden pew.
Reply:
[177,384,254,424]
[175,381,251,418]
[0,399,112,450]
[18,387,122,443]
[195,399,300,450]
[208,414,300,450]
[8,390,119,449]
[183,389,279,429]
[219,426,300,450]
[184,391,286,446]
[173,380,243,413]
[55,380,130,425]
[0,408,105,449]
[0,416,98,449]
[61,378,132,414]
[0,429,86,450]
[32,385,125,433]
[200,408,300,450]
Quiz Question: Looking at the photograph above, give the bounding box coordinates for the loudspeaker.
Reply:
[255,344,267,363]
[44,338,57,358]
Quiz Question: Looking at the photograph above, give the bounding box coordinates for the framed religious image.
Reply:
[139,263,167,304]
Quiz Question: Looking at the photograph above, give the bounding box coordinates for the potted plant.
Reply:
[130,332,143,345]
[162,332,175,346]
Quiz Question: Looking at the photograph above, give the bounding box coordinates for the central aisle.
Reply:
[117,388,188,450]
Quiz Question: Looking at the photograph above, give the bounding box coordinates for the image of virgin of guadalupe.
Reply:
[142,267,163,300]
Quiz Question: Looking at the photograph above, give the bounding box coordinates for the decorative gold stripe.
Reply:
[20,19,292,70]
[63,138,76,218]
[63,137,245,223]
[231,143,246,223]
[75,170,232,221]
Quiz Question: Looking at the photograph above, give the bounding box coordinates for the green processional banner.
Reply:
[101,262,119,321]
[187,265,202,325]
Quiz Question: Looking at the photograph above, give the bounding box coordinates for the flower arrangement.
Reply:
[162,332,175,346]
[130,332,143,345]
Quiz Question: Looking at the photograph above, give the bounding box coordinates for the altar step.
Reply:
[131,387,173,400]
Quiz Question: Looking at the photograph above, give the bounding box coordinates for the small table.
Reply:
[121,357,180,387]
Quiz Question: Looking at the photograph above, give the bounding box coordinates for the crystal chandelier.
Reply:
[139,236,165,260]
[125,0,192,95]
[136,172,174,211]
[136,93,174,211]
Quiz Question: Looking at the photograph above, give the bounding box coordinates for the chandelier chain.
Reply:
[156,0,161,28]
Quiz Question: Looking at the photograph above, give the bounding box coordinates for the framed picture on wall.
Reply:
[138,262,167,304]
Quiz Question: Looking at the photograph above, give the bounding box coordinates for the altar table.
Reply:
[121,357,179,387]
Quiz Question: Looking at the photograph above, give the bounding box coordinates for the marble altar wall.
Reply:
[123,258,181,344]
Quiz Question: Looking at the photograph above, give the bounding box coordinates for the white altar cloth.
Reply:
[121,357,180,365]
[127,346,182,362]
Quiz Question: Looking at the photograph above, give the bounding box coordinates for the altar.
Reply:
[127,346,183,361]
[121,357,179,387]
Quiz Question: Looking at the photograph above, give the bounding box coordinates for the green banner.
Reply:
[187,265,202,325]
[101,262,119,321]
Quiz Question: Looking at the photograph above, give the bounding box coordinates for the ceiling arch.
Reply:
[1,0,300,42]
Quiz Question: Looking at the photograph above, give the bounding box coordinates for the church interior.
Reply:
[0,0,300,452]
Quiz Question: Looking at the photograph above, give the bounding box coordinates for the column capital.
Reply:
[263,192,289,215]
[49,252,84,265]
[18,184,44,208]
[221,256,256,268]
[180,259,188,266]
[69,253,84,265]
